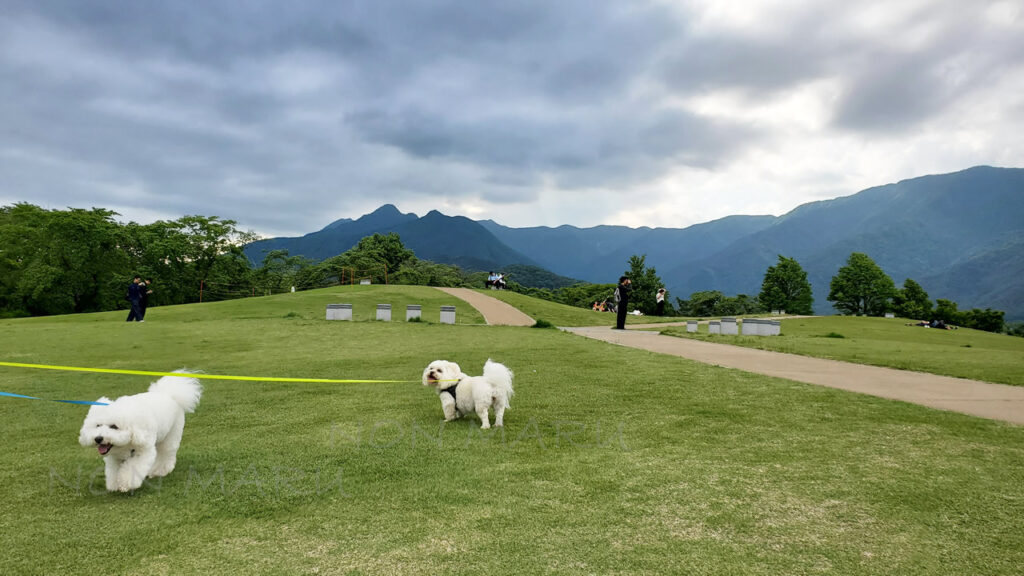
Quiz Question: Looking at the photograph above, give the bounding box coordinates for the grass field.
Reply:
[1,286,1022,575]
[659,316,1024,387]
[477,289,684,327]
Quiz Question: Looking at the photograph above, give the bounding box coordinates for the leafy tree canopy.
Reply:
[625,254,669,315]
[893,278,933,320]
[827,252,896,316]
[758,255,813,315]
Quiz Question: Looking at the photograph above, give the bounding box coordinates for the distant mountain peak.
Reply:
[366,204,405,218]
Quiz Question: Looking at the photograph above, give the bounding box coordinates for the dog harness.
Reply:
[440,382,459,404]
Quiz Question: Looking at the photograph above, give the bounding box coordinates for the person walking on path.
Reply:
[655,288,667,316]
[614,276,632,329]
[139,278,154,321]
[125,276,144,322]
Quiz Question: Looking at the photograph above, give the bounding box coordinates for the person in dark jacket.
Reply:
[139,278,153,321]
[613,276,631,329]
[126,276,144,322]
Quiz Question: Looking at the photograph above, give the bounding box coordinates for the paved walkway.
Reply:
[434,288,535,326]
[564,325,1024,425]
[431,289,1022,424]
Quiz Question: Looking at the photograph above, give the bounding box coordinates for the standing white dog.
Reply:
[78,371,202,492]
[422,359,514,429]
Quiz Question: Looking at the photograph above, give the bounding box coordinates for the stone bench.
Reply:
[326,303,352,321]
[721,317,738,335]
[440,305,456,325]
[741,318,759,335]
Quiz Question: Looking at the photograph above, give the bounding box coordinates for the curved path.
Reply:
[434,288,535,326]
[433,289,1022,424]
[562,325,1024,425]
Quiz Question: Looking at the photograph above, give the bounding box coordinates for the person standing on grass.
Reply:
[614,276,631,329]
[139,278,154,321]
[655,288,666,316]
[125,276,144,322]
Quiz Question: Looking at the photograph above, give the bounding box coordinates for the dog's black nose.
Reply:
[95,436,104,444]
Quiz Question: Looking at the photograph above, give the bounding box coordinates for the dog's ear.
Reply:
[78,417,97,446]
[78,403,108,446]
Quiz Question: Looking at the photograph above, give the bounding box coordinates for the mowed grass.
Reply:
[659,316,1024,387]
[478,289,684,327]
[0,287,1021,575]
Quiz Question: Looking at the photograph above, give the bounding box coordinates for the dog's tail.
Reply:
[483,359,514,404]
[149,369,203,413]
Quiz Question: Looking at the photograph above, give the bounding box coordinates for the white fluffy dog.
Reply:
[422,359,514,429]
[78,371,202,492]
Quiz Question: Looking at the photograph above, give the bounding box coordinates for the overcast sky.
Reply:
[2,1,1022,237]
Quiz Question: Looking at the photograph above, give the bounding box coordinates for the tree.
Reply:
[557,283,618,309]
[253,250,318,294]
[827,252,896,316]
[318,233,415,284]
[625,254,668,315]
[677,290,724,317]
[961,308,1004,332]
[758,255,813,314]
[349,233,415,276]
[0,204,128,315]
[932,299,959,324]
[714,294,762,316]
[391,259,466,287]
[892,278,932,319]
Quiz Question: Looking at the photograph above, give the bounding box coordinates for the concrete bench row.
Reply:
[326,304,456,324]
[687,317,781,336]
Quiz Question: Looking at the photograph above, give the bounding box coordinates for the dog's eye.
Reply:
[109,425,119,430]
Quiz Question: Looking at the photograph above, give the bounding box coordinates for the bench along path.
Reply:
[434,288,535,326]
[563,325,1024,425]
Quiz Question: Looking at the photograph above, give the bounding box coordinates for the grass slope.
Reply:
[659,316,1024,387]
[479,289,683,327]
[0,288,1022,575]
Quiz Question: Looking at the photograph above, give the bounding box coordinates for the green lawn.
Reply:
[659,315,1024,387]
[478,289,684,327]
[1,287,1022,575]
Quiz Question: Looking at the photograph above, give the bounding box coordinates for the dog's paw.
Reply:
[149,463,175,477]
[480,422,491,430]
[115,479,140,493]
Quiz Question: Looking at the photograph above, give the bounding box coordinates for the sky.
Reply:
[2,0,1022,238]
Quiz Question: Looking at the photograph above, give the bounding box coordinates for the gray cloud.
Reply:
[1,1,1021,235]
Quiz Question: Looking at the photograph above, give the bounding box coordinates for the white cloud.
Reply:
[1,0,1020,236]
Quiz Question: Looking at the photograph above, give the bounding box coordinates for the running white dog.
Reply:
[422,359,514,429]
[78,371,202,492]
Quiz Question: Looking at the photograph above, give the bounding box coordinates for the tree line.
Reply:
[0,204,1009,333]
[514,251,1006,333]
[0,204,255,317]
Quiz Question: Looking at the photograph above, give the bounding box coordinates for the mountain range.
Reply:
[244,166,1024,320]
